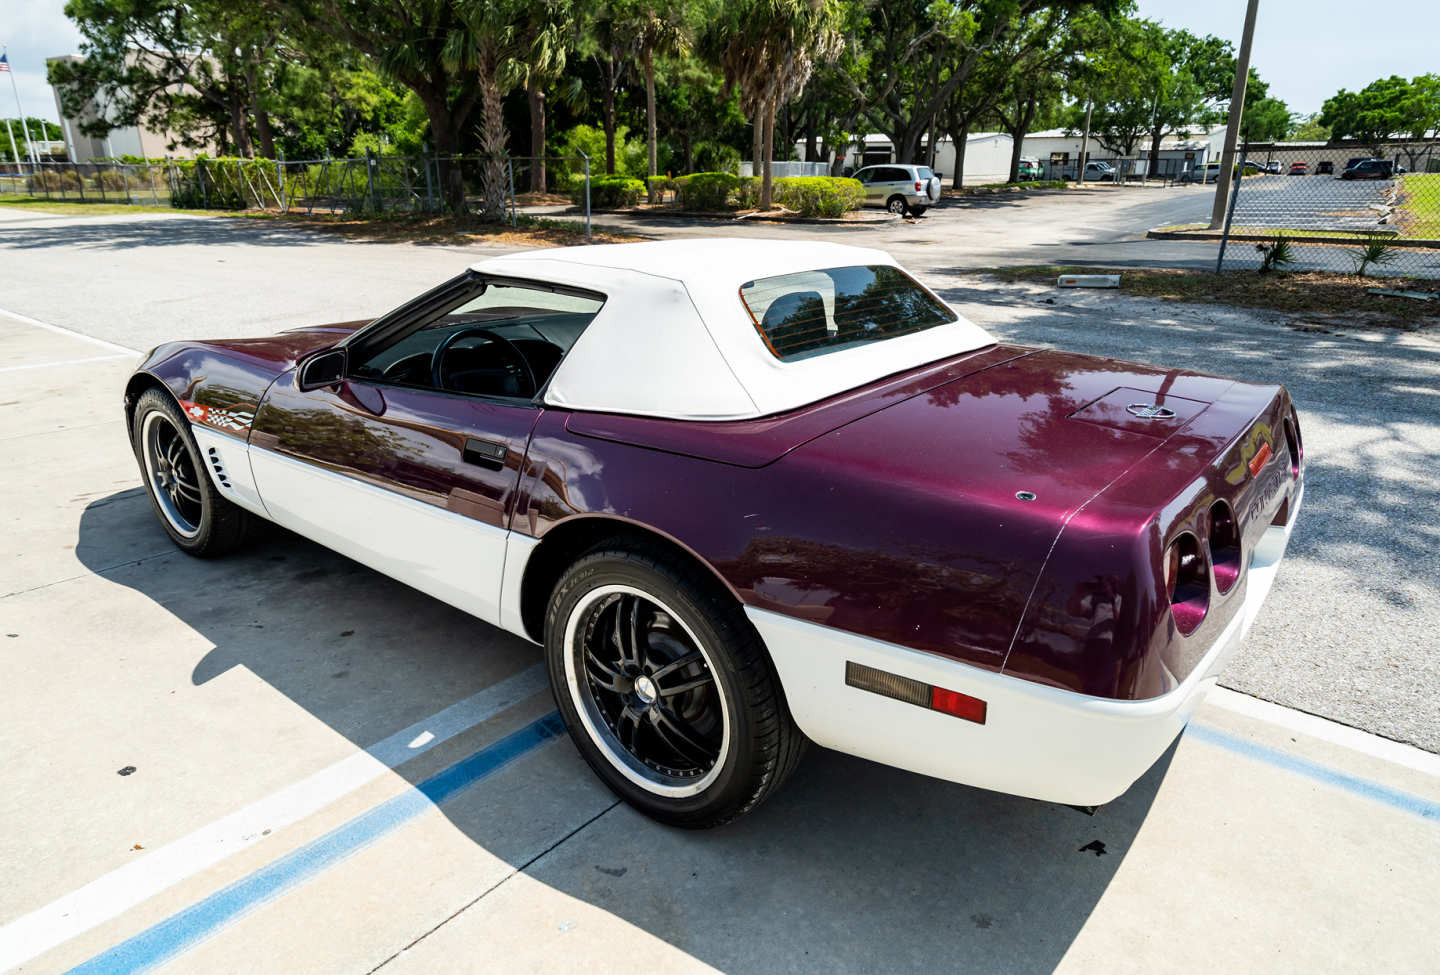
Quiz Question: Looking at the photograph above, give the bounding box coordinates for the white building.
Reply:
[799,133,1015,184]
[1020,126,1226,179]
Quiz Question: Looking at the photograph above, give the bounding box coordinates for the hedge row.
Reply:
[671,173,864,216]
[571,174,645,208]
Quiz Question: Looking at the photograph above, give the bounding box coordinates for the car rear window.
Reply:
[739,265,957,362]
[916,167,934,179]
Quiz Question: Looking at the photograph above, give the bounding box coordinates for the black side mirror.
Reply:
[298,347,347,391]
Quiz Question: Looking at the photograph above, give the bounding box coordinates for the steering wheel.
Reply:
[429,325,537,397]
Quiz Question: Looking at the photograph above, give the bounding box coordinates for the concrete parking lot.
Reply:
[2,203,1439,973]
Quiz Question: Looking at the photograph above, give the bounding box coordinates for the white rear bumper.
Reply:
[749,486,1302,807]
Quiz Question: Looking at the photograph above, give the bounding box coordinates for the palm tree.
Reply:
[451,0,569,218]
[713,0,843,208]
[614,3,692,176]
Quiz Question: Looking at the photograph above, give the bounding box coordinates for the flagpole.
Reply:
[4,117,21,167]
[3,48,39,165]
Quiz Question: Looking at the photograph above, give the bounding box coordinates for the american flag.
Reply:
[0,54,10,73]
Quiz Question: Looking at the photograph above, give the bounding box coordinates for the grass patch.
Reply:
[242,209,646,245]
[983,265,1440,327]
[1398,173,1440,239]
[0,196,203,216]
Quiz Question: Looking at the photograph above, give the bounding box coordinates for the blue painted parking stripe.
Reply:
[1188,723,1440,823]
[68,712,566,975]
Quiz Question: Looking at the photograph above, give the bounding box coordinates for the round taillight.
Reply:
[1283,413,1301,479]
[1165,532,1209,635]
[1208,499,1242,593]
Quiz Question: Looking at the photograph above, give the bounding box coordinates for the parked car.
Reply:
[1344,157,1369,171]
[852,164,942,215]
[1315,161,1334,175]
[1064,160,1115,182]
[1341,159,1396,180]
[1263,160,1281,174]
[1180,161,1220,183]
[1017,157,1044,180]
[125,239,1304,827]
[1288,161,1308,175]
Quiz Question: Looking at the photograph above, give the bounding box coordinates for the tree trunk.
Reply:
[245,62,275,159]
[643,47,658,176]
[752,114,763,177]
[682,127,693,173]
[949,125,969,189]
[1008,128,1025,183]
[892,126,923,164]
[528,83,546,193]
[805,126,818,163]
[760,96,777,209]
[477,61,508,220]
[599,58,618,175]
[423,95,465,213]
[1147,124,1164,178]
[227,91,253,159]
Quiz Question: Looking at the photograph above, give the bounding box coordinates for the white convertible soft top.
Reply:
[470,239,995,420]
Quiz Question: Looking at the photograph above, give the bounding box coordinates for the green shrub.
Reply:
[771,176,865,217]
[574,175,644,208]
[692,141,741,175]
[735,176,761,209]
[676,171,742,210]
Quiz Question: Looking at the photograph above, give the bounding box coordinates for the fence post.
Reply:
[123,161,134,205]
[275,150,286,212]
[1215,149,1247,274]
[366,149,380,213]
[40,161,52,200]
[198,158,209,208]
[580,150,591,240]
[507,157,517,226]
[423,151,435,212]
[95,161,108,202]
[148,160,160,205]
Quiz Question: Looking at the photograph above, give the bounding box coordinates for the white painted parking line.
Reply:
[0,306,141,355]
[1208,686,1440,778]
[0,353,134,373]
[0,664,547,972]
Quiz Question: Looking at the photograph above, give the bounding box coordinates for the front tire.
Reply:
[544,546,806,828]
[131,388,252,557]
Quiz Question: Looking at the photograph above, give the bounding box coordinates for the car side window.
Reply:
[350,280,605,401]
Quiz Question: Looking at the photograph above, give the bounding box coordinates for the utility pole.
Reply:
[1078,97,1093,185]
[1209,0,1260,228]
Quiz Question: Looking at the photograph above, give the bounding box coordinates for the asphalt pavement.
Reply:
[1,199,1438,973]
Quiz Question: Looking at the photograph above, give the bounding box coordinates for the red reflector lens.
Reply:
[1248,442,1272,478]
[915,180,923,191]
[930,686,987,724]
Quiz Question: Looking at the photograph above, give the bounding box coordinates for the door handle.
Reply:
[462,438,508,468]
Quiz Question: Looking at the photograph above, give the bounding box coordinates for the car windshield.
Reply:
[739,265,957,362]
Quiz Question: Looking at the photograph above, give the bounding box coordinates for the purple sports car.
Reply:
[125,240,1304,827]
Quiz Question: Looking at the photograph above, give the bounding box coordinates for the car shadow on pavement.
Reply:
[74,489,1169,974]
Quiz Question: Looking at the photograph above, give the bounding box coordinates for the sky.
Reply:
[2,1,1437,126]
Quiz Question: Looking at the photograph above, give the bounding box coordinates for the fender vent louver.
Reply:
[206,446,232,489]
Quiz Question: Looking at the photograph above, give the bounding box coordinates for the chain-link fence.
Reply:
[1217,142,1440,279]
[0,151,597,234]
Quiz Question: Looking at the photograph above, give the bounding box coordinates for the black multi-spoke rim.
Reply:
[572,589,725,790]
[143,413,203,536]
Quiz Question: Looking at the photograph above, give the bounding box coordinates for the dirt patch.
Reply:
[984,265,1440,330]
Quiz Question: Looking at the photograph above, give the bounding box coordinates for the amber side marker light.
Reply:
[1248,442,1273,478]
[845,661,988,724]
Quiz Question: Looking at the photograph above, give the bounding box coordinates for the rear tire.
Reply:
[910,205,929,216]
[544,545,806,828]
[131,388,252,557]
[886,195,909,215]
